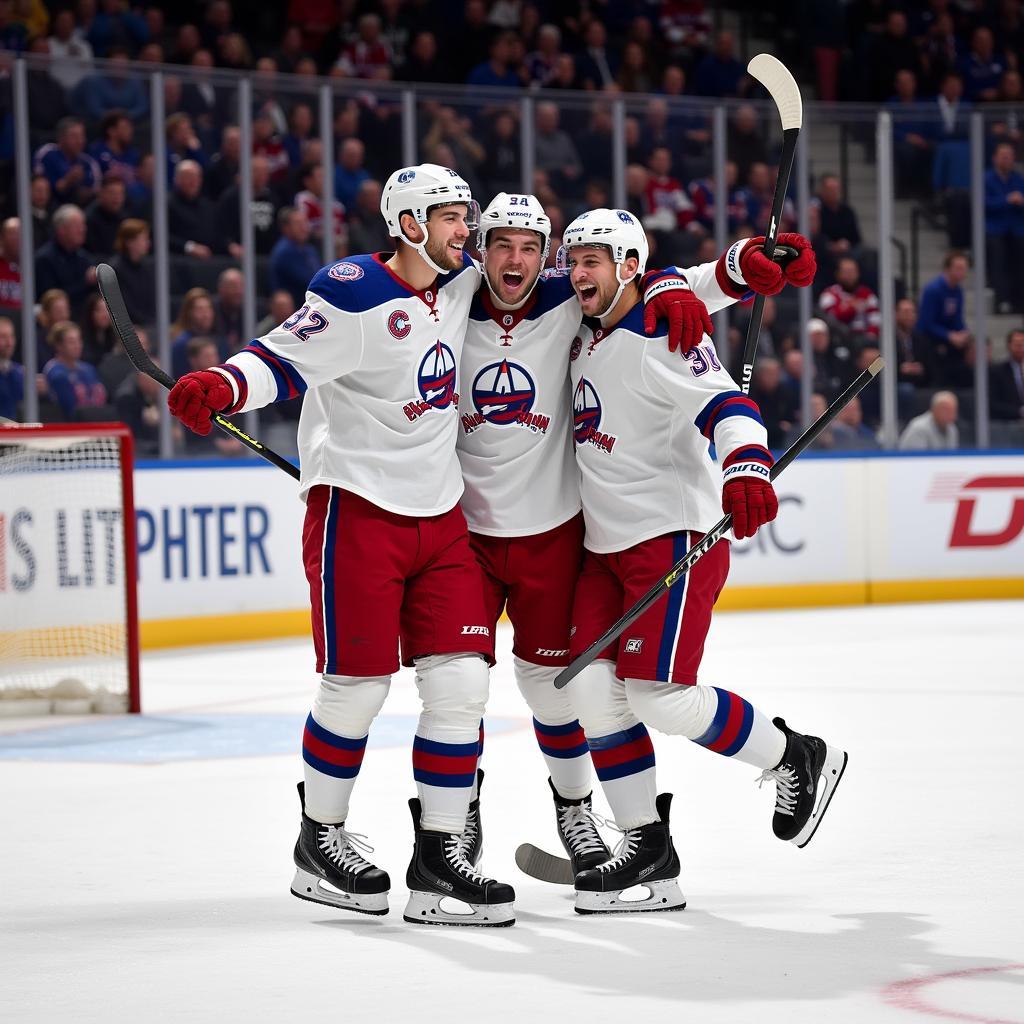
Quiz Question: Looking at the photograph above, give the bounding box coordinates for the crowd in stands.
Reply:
[1,0,1023,454]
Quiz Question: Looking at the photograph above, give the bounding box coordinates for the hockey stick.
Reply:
[553,357,884,691]
[96,263,301,481]
[515,843,576,885]
[739,54,803,396]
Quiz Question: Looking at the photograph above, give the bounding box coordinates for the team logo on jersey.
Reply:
[388,309,411,339]
[417,341,457,408]
[328,261,364,282]
[573,378,617,453]
[462,359,550,435]
[570,336,583,361]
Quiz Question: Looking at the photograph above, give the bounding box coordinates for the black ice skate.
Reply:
[514,779,612,885]
[403,797,515,927]
[573,793,685,915]
[757,717,848,849]
[460,769,484,867]
[289,782,390,915]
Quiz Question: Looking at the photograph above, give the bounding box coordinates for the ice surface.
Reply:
[2,602,1022,1023]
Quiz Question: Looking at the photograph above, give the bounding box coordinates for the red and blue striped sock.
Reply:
[301,712,368,823]
[413,733,479,833]
[692,687,786,768]
[534,717,592,800]
[587,721,658,828]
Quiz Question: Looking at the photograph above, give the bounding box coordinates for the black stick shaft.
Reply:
[553,358,885,690]
[96,263,301,481]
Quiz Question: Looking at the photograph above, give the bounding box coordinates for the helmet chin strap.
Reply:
[597,264,633,325]
[404,221,452,276]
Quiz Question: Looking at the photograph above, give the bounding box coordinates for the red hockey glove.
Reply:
[641,269,714,355]
[167,370,233,436]
[739,232,817,296]
[722,474,779,540]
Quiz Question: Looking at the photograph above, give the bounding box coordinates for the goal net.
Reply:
[0,423,140,715]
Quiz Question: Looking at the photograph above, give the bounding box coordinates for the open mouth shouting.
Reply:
[578,283,599,306]
[501,269,525,293]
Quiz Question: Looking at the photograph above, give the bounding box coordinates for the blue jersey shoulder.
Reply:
[529,271,577,319]
[309,254,408,313]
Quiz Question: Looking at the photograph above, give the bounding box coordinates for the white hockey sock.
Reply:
[413,654,489,833]
[514,656,592,800]
[626,680,786,769]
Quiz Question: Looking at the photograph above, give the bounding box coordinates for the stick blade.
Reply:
[747,53,802,130]
[515,844,575,885]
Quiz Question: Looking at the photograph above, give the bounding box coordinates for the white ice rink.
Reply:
[2,601,1022,1024]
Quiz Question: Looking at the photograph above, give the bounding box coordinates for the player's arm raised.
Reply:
[169,269,365,436]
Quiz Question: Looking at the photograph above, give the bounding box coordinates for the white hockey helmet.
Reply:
[380,163,480,274]
[558,208,650,319]
[477,192,552,258]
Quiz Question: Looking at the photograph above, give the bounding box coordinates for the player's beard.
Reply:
[424,230,463,271]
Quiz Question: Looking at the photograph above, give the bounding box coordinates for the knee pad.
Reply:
[414,653,490,734]
[625,679,717,739]
[564,660,635,738]
[312,672,391,738]
[513,656,575,725]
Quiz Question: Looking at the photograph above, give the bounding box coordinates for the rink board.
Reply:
[7,453,1018,650]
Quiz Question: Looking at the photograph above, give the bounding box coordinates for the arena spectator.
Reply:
[334,138,370,210]
[181,335,244,457]
[85,0,148,58]
[168,161,221,259]
[166,113,207,185]
[917,251,972,388]
[813,173,862,258]
[170,22,201,65]
[480,110,523,195]
[893,298,930,389]
[0,218,21,313]
[617,40,656,93]
[34,206,96,316]
[252,111,290,186]
[989,329,1024,422]
[423,106,486,189]
[693,30,746,97]
[75,47,149,122]
[170,288,222,378]
[466,29,522,89]
[959,26,1006,102]
[899,390,960,450]
[283,103,316,169]
[0,316,23,420]
[444,0,492,83]
[889,70,934,198]
[180,50,223,147]
[741,162,796,235]
[525,23,562,87]
[80,291,117,366]
[255,289,295,336]
[295,162,346,251]
[831,396,880,450]
[577,20,618,91]
[89,110,141,188]
[29,175,53,250]
[990,70,1023,148]
[100,322,148,398]
[397,30,447,84]
[748,356,797,450]
[201,0,234,52]
[43,321,107,420]
[85,174,127,257]
[818,257,881,346]
[534,102,582,197]
[932,72,971,143]
[335,13,393,78]
[34,289,70,365]
[920,12,959,93]
[206,126,241,199]
[108,219,154,328]
[346,179,388,255]
[549,51,583,91]
[804,391,837,449]
[213,268,245,355]
[47,8,95,91]
[273,25,309,73]
[269,207,320,306]
[984,142,1024,314]
[807,316,856,398]
[218,32,253,73]
[218,155,280,258]
[864,10,922,102]
[727,105,768,191]
[644,147,701,233]
[34,117,101,207]
[114,359,162,455]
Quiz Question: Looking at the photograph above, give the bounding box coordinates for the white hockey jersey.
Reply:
[215,252,481,515]
[569,259,772,553]
[456,271,582,536]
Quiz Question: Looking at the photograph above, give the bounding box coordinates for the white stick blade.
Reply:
[747,53,802,130]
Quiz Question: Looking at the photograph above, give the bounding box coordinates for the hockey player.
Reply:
[459,192,720,877]
[559,209,845,915]
[166,164,518,927]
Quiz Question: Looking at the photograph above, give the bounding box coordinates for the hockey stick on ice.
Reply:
[553,358,885,692]
[96,263,301,481]
[738,54,803,396]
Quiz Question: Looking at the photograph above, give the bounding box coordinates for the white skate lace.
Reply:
[444,834,490,885]
[454,811,479,862]
[558,803,609,857]
[318,824,375,874]
[756,765,798,817]
[597,822,641,873]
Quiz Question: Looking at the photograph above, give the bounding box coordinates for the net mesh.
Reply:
[0,430,131,714]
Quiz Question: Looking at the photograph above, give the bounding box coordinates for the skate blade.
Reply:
[515,843,575,885]
[403,890,515,927]
[574,879,686,915]
[290,868,389,915]
[792,747,849,849]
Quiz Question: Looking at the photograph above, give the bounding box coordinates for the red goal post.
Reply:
[0,422,141,714]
